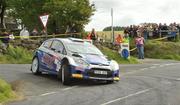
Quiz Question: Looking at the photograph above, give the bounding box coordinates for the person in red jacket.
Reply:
[115,34,124,45]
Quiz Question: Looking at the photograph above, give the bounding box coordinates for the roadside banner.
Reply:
[120,43,130,59]
[39,14,49,28]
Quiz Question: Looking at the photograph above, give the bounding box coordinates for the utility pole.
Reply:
[111,8,114,43]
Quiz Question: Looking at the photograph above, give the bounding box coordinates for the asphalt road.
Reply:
[0,59,180,105]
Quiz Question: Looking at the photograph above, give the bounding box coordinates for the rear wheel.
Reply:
[31,57,41,75]
[61,62,72,85]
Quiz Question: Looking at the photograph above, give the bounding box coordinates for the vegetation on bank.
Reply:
[144,41,180,60]
[99,46,139,64]
[0,79,16,103]
[0,45,33,64]
[1,40,180,64]
[0,43,138,64]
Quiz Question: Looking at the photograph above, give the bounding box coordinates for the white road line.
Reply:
[39,92,57,96]
[149,66,157,69]
[122,62,180,76]
[62,86,78,91]
[38,86,78,97]
[122,68,149,76]
[152,64,161,66]
[100,88,153,105]
[176,78,180,81]
[159,65,165,67]
[140,68,148,71]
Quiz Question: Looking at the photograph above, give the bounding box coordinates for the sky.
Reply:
[85,0,180,31]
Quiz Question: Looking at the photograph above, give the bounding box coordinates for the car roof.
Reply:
[48,38,92,44]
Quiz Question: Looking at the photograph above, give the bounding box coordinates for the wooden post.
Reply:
[159,30,162,38]
[178,30,180,41]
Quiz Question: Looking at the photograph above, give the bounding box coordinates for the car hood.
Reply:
[81,54,110,66]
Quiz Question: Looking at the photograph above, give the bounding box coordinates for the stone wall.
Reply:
[0,39,42,54]
[11,39,41,50]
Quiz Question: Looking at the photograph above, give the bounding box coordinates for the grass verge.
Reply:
[0,45,33,64]
[99,46,138,64]
[0,79,16,104]
[0,43,138,64]
[145,41,180,60]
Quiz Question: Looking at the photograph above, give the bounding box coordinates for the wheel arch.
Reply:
[61,56,76,66]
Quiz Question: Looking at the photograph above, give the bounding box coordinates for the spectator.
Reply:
[9,30,15,40]
[115,34,124,45]
[0,29,10,50]
[40,29,47,35]
[123,32,129,43]
[86,32,91,40]
[135,34,145,59]
[31,28,38,36]
[169,24,177,41]
[147,25,153,38]
[143,26,148,40]
[90,28,97,42]
[20,28,30,39]
[129,25,134,38]
[161,23,168,36]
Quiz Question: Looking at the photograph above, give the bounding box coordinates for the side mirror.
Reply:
[51,48,56,51]
[57,50,61,53]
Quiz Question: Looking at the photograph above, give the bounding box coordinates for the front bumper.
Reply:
[70,65,120,81]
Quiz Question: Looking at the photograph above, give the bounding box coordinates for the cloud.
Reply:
[85,0,180,31]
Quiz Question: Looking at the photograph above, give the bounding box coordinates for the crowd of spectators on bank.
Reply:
[123,22,180,40]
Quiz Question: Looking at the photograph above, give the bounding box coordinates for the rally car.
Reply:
[31,38,120,85]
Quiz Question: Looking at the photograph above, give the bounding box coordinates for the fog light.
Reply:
[113,77,120,81]
[72,74,83,78]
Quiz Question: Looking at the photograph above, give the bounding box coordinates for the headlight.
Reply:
[73,58,89,68]
[110,60,119,71]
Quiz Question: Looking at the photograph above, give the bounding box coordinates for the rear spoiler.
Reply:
[83,39,93,44]
[68,37,92,44]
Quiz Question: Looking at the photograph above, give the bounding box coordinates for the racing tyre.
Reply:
[31,57,41,75]
[61,62,72,85]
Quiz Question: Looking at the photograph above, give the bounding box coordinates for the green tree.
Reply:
[43,0,95,33]
[103,26,125,31]
[8,0,95,33]
[8,0,46,31]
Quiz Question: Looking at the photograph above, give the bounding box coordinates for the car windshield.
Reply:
[66,42,103,55]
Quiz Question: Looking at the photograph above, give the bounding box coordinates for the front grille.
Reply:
[87,68,113,78]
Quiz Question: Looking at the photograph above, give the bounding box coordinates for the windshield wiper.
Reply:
[71,52,82,58]
[85,53,100,55]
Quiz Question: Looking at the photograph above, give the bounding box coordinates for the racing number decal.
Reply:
[42,53,55,69]
[42,53,62,71]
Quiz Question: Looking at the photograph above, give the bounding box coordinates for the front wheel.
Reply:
[61,63,72,85]
[31,57,41,75]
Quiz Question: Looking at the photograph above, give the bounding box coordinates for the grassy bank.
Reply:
[0,79,16,103]
[0,44,138,64]
[145,41,180,60]
[99,46,138,64]
[0,45,33,64]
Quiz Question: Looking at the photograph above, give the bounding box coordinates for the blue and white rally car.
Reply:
[31,38,120,85]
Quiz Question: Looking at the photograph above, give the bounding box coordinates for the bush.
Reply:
[0,79,16,103]
[0,45,33,64]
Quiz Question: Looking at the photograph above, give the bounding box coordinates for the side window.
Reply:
[51,40,64,53]
[43,40,52,48]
